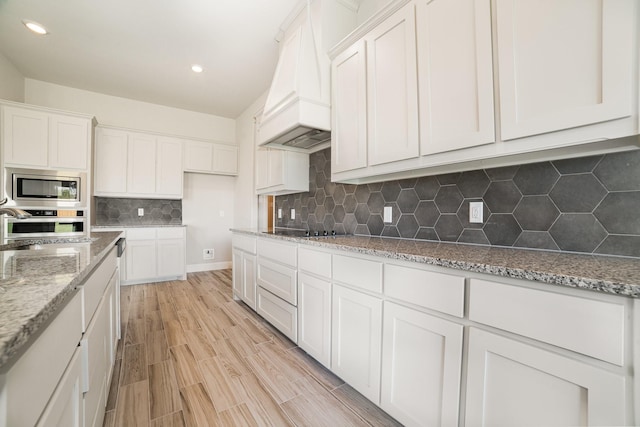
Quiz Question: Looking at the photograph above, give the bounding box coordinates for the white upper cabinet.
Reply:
[416,0,495,155]
[156,137,184,196]
[2,104,91,170]
[331,40,368,174]
[255,148,309,196]
[183,140,238,176]
[94,126,183,198]
[329,0,639,184]
[127,132,157,195]
[94,127,128,194]
[496,0,634,140]
[366,3,419,166]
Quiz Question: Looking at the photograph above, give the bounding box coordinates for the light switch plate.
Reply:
[469,202,483,223]
[277,208,282,219]
[383,206,393,223]
[290,209,296,220]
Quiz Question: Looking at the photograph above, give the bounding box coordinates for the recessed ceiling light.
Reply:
[191,64,203,73]
[22,20,48,35]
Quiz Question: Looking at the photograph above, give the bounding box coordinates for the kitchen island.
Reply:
[232,228,640,426]
[0,231,123,369]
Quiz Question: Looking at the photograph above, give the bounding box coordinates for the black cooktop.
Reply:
[262,229,342,238]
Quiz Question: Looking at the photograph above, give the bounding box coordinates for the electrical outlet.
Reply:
[137,208,144,217]
[469,202,483,223]
[203,248,214,260]
[383,206,393,223]
[277,208,282,219]
[290,208,296,220]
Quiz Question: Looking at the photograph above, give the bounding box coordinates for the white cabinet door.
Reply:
[381,302,463,427]
[127,132,157,195]
[255,149,309,195]
[465,328,626,427]
[298,272,332,368]
[156,137,183,197]
[36,348,83,427]
[242,253,257,310]
[213,144,238,175]
[49,113,90,170]
[2,105,49,167]
[331,284,382,404]
[232,248,244,298]
[125,239,157,282]
[366,4,419,166]
[94,128,128,194]
[416,0,495,155]
[157,238,186,278]
[331,39,368,173]
[496,0,634,140]
[183,140,214,173]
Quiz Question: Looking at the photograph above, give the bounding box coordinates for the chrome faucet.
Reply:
[0,198,32,219]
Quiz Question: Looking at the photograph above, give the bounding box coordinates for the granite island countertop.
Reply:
[232,229,640,298]
[0,231,123,370]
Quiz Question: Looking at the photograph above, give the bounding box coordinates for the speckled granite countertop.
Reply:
[232,229,640,298]
[0,231,123,370]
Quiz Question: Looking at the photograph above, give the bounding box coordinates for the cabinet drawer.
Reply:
[82,248,117,331]
[157,227,184,239]
[469,279,626,366]
[81,292,110,394]
[126,228,156,240]
[257,258,297,305]
[385,263,465,317]
[233,234,257,254]
[333,254,382,293]
[257,287,298,343]
[298,247,331,278]
[257,238,297,267]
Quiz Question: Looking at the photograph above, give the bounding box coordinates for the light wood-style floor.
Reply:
[103,270,402,427]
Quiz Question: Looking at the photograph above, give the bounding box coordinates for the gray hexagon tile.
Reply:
[550,214,607,253]
[95,197,182,226]
[484,181,521,213]
[274,148,640,258]
[549,174,606,213]
[514,163,559,195]
[513,196,559,231]
[434,186,463,213]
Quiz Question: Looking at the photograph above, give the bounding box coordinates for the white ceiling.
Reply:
[0,0,301,118]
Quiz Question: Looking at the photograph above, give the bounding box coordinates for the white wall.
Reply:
[24,79,234,141]
[357,0,390,25]
[0,52,24,102]
[234,92,267,229]
[183,173,235,272]
[23,79,237,270]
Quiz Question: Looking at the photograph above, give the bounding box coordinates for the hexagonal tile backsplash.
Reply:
[95,197,182,226]
[275,148,640,258]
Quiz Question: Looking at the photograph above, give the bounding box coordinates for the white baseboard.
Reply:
[187,262,232,273]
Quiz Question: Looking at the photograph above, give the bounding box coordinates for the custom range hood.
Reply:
[258,0,358,152]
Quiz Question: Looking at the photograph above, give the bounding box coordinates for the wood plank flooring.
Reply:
[104,270,402,427]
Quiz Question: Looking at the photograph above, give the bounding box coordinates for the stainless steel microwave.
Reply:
[4,168,87,208]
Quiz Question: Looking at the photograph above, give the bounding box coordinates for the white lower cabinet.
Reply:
[381,301,463,427]
[231,233,637,426]
[36,348,83,427]
[232,249,257,310]
[298,272,332,368]
[124,227,186,284]
[331,283,382,404]
[465,327,626,427]
[257,286,298,342]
